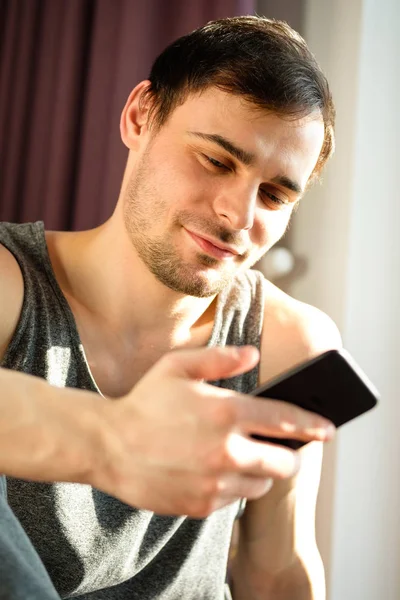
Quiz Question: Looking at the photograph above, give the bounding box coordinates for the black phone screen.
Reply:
[251,349,379,449]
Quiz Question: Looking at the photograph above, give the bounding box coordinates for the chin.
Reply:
[152,263,236,298]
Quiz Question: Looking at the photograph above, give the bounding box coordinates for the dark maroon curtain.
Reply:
[0,0,256,230]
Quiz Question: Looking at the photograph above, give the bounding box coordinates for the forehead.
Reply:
[162,87,325,188]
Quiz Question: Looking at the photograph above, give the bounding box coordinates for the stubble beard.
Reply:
[123,158,260,298]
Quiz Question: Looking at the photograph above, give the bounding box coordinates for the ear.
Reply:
[120,80,153,150]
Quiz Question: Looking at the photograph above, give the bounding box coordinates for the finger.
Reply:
[218,473,274,500]
[233,395,335,443]
[161,345,260,381]
[212,497,242,512]
[226,432,301,479]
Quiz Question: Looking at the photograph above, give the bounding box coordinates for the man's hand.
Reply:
[94,345,334,517]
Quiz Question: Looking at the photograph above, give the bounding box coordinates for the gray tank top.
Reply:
[0,221,265,600]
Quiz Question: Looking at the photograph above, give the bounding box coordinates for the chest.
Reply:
[75,315,214,398]
[87,348,164,398]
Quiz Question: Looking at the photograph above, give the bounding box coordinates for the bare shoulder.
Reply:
[260,277,342,383]
[0,243,24,360]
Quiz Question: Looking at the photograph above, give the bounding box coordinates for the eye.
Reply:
[203,155,230,171]
[259,188,288,209]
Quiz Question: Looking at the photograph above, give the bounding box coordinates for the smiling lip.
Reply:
[185,229,241,259]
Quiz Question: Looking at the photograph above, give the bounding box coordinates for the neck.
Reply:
[48,215,217,345]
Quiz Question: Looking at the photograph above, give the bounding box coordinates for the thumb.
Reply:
[161,345,260,381]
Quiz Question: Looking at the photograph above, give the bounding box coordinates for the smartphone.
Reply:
[251,349,379,449]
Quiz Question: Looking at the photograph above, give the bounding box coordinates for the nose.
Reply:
[212,184,258,231]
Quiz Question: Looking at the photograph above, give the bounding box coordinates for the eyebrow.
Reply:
[188,131,255,166]
[270,175,303,196]
[188,131,304,196]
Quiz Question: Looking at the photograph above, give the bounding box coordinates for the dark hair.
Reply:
[143,16,335,181]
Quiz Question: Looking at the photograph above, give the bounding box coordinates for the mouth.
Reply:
[184,228,242,260]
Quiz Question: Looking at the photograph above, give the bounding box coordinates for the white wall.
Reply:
[291,0,400,598]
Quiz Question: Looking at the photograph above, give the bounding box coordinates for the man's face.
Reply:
[123,88,324,297]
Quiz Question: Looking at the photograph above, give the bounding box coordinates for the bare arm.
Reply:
[0,344,334,518]
[230,442,325,599]
[0,244,106,484]
[230,289,342,599]
[0,367,108,483]
[0,244,24,360]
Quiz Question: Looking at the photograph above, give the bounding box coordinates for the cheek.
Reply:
[162,156,216,212]
[252,209,292,249]
[175,153,212,193]
[154,152,203,197]
[251,219,268,247]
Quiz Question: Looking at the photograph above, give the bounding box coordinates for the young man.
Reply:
[0,16,341,600]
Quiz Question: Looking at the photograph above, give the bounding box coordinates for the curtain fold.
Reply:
[0,0,257,230]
